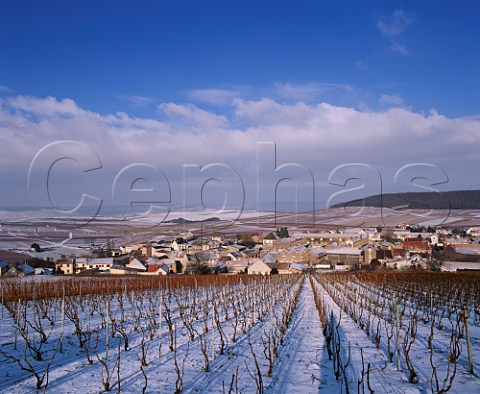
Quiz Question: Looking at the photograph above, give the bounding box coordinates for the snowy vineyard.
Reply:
[0,272,479,393]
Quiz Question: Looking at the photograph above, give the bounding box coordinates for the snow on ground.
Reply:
[440,261,480,271]
[417,217,464,226]
[313,274,480,394]
[312,279,421,394]
[1,274,478,393]
[264,280,341,393]
[0,276,309,393]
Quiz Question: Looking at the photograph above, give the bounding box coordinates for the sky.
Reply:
[1,0,479,216]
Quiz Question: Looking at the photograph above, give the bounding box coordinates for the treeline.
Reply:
[332,190,480,210]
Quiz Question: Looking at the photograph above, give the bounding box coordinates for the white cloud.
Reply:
[1,94,480,208]
[6,95,87,117]
[158,102,229,130]
[379,94,405,107]
[186,88,243,106]
[355,61,368,70]
[377,10,414,55]
[117,95,154,107]
[274,82,353,102]
[186,82,355,107]
[377,10,412,38]
[0,85,13,93]
[390,42,410,56]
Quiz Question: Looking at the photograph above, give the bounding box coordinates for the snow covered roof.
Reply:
[263,253,277,263]
[196,250,219,261]
[16,263,35,275]
[35,268,52,275]
[248,260,271,273]
[324,247,361,255]
[289,263,306,271]
[286,245,308,252]
[310,247,327,256]
[441,261,480,272]
[450,243,480,254]
[225,259,250,268]
[229,251,244,259]
[87,257,114,264]
[454,247,480,255]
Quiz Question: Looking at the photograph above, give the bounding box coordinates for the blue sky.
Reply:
[2,0,479,117]
[1,1,480,214]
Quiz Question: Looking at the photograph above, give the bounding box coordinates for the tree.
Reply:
[276,227,289,238]
[30,243,41,253]
[185,263,211,275]
[54,266,64,276]
[239,233,253,242]
[370,259,381,270]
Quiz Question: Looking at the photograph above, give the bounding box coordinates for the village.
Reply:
[2,220,480,278]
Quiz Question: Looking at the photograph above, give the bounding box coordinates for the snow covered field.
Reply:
[0,272,478,393]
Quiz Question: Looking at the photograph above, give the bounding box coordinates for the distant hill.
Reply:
[165,217,220,224]
[332,190,480,210]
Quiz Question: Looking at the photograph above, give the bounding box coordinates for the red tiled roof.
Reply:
[392,248,406,257]
[401,241,429,250]
[147,263,164,272]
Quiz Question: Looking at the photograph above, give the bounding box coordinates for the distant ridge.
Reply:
[332,190,480,210]
[164,217,220,224]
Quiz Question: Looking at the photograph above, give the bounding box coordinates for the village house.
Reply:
[149,245,171,259]
[248,260,272,275]
[262,252,277,264]
[444,243,480,262]
[0,261,9,276]
[149,258,179,273]
[401,240,431,258]
[375,249,394,262]
[55,257,114,275]
[267,262,290,274]
[125,257,148,272]
[34,267,52,275]
[267,245,317,264]
[76,257,114,274]
[270,238,304,250]
[55,259,74,275]
[225,258,250,274]
[144,263,169,275]
[200,240,221,251]
[294,232,367,247]
[211,232,224,243]
[312,259,331,270]
[262,232,277,248]
[109,265,142,275]
[172,238,189,251]
[466,227,480,237]
[7,263,35,277]
[188,249,220,268]
[120,243,143,255]
[244,249,260,258]
[111,248,123,257]
[442,237,469,247]
[361,244,377,264]
[324,246,362,269]
[289,262,307,274]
